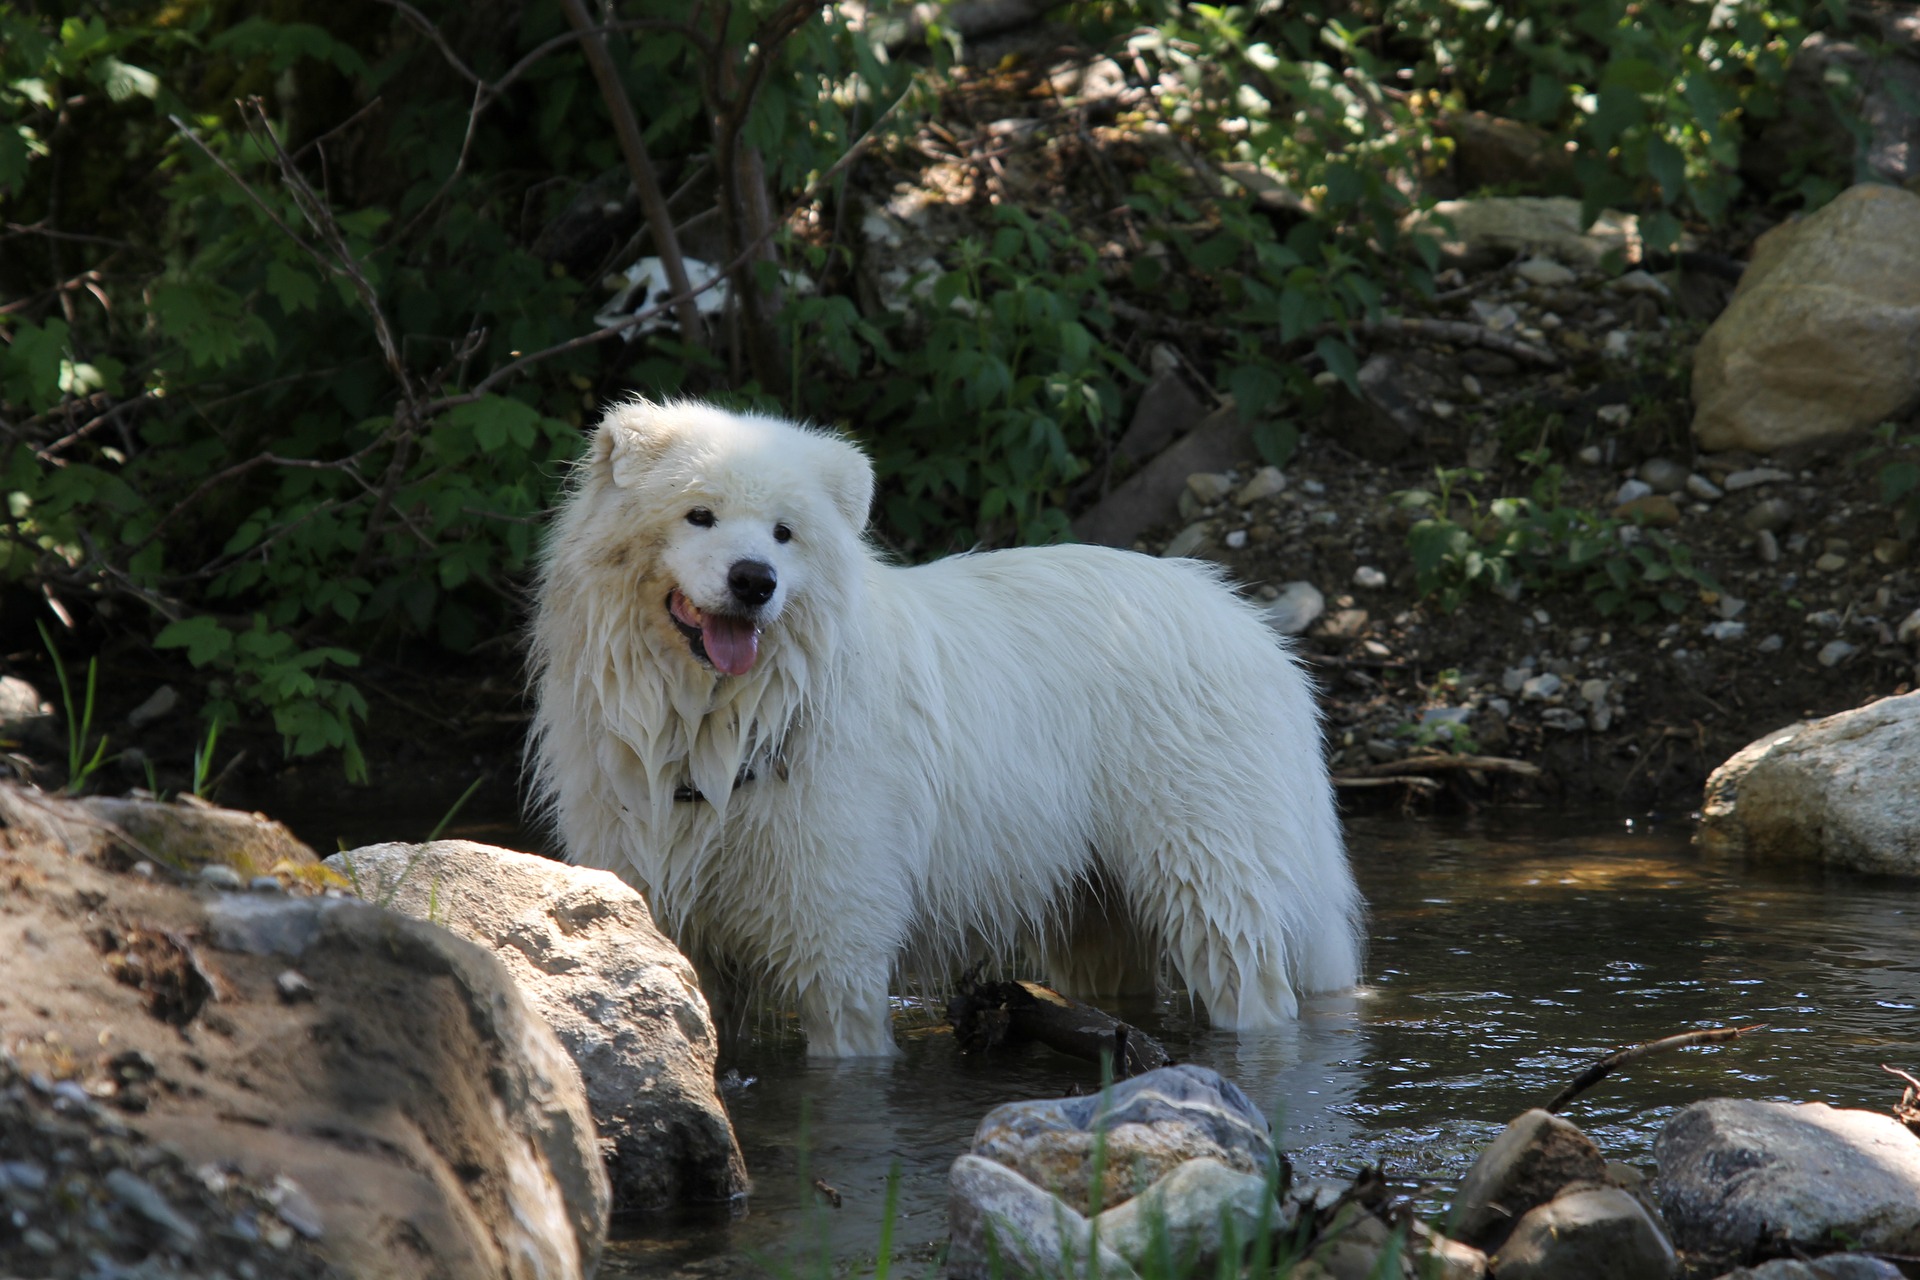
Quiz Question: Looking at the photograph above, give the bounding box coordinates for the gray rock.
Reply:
[1520,673,1563,702]
[105,1168,201,1252]
[1161,522,1210,559]
[1615,478,1654,504]
[1757,633,1785,653]
[1578,679,1612,707]
[1687,473,1725,501]
[1704,621,1748,642]
[1346,352,1426,461]
[970,1065,1274,1214]
[1235,465,1288,505]
[1817,639,1857,666]
[1514,256,1577,286]
[1490,1186,1677,1279]
[198,862,245,890]
[1092,1157,1275,1271]
[1073,403,1249,548]
[1638,459,1691,494]
[1726,467,1796,491]
[326,841,748,1212]
[1898,607,1920,645]
[947,1154,1138,1280]
[1449,1109,1609,1250]
[1261,582,1326,636]
[1717,595,1748,620]
[1353,565,1387,589]
[125,685,181,731]
[1541,708,1586,731]
[1112,370,1208,468]
[1184,471,1234,505]
[1720,1256,1907,1280]
[1657,1099,1920,1262]
[1407,197,1646,269]
[1743,498,1796,534]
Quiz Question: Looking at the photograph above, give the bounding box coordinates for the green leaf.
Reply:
[1314,337,1360,395]
[154,616,234,667]
[265,260,320,313]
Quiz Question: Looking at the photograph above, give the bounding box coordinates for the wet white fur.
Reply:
[529,400,1363,1056]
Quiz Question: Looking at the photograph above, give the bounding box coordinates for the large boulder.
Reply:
[1657,1099,1920,1266]
[326,840,748,1213]
[0,783,609,1280]
[1692,184,1920,454]
[1699,691,1920,876]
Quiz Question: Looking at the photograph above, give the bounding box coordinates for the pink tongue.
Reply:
[703,615,760,676]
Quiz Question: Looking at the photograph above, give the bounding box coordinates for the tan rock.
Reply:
[1692,185,1920,453]
[1449,1109,1608,1250]
[1699,691,1920,875]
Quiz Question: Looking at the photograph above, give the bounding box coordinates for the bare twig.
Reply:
[1546,1024,1768,1113]
[558,0,705,344]
[1336,754,1542,780]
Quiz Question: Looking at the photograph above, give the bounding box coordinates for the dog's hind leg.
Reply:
[797,975,897,1057]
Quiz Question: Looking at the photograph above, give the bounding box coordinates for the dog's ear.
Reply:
[596,402,676,489]
[820,441,875,530]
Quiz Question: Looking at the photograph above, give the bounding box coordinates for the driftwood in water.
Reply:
[946,969,1170,1077]
[1545,1024,1767,1113]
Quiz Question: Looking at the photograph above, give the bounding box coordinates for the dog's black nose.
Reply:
[728,559,777,608]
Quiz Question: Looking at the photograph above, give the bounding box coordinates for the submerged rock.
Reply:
[1657,1099,1920,1265]
[969,1064,1275,1213]
[326,840,748,1213]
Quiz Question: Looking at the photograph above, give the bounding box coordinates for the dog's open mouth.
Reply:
[668,589,761,676]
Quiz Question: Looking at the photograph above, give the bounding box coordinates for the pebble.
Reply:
[277,969,315,1003]
[1470,299,1520,330]
[1185,471,1235,504]
[1685,473,1723,501]
[1818,640,1858,667]
[1578,679,1611,706]
[1541,708,1586,731]
[1813,553,1848,573]
[1577,444,1603,465]
[1223,529,1248,550]
[1612,268,1672,298]
[1300,477,1326,495]
[1725,466,1795,491]
[1806,610,1844,631]
[21,1227,56,1255]
[1234,466,1287,505]
[1515,257,1577,286]
[1520,673,1564,702]
[199,863,246,891]
[1896,609,1920,645]
[1758,634,1785,654]
[1461,374,1484,398]
[1161,523,1209,559]
[249,875,284,893]
[1353,565,1387,589]
[1502,667,1532,694]
[1703,621,1747,642]
[105,1168,201,1251]
[1716,595,1747,620]
[1597,404,1633,429]
[1873,538,1910,566]
[1637,458,1688,493]
[1743,498,1795,534]
[1602,330,1633,358]
[1614,478,1654,504]
[125,685,181,731]
[1588,704,1614,732]
[0,1160,49,1192]
[1755,529,1782,563]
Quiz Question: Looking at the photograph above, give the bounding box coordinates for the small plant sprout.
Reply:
[36,621,112,795]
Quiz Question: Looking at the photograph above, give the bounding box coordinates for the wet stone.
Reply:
[1450,1109,1609,1251]
[1490,1186,1677,1280]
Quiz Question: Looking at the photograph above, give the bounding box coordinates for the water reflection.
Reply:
[587,811,1920,1277]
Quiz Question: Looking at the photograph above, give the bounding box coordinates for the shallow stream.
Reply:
[588,810,1920,1279]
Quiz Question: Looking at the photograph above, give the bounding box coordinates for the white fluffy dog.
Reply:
[529,399,1362,1056]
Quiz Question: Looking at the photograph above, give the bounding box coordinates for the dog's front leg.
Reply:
[797,975,897,1057]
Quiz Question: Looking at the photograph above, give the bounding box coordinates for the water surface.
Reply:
[603,810,1920,1278]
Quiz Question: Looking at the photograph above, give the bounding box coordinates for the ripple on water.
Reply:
[600,811,1920,1279]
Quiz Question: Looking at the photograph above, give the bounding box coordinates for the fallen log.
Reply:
[946,969,1171,1077]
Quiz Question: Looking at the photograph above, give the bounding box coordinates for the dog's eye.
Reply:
[686,507,715,528]
[773,523,793,544]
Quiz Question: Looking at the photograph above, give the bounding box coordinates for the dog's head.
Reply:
[571,399,874,678]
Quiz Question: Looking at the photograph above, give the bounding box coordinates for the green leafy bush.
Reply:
[1399,465,1722,620]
